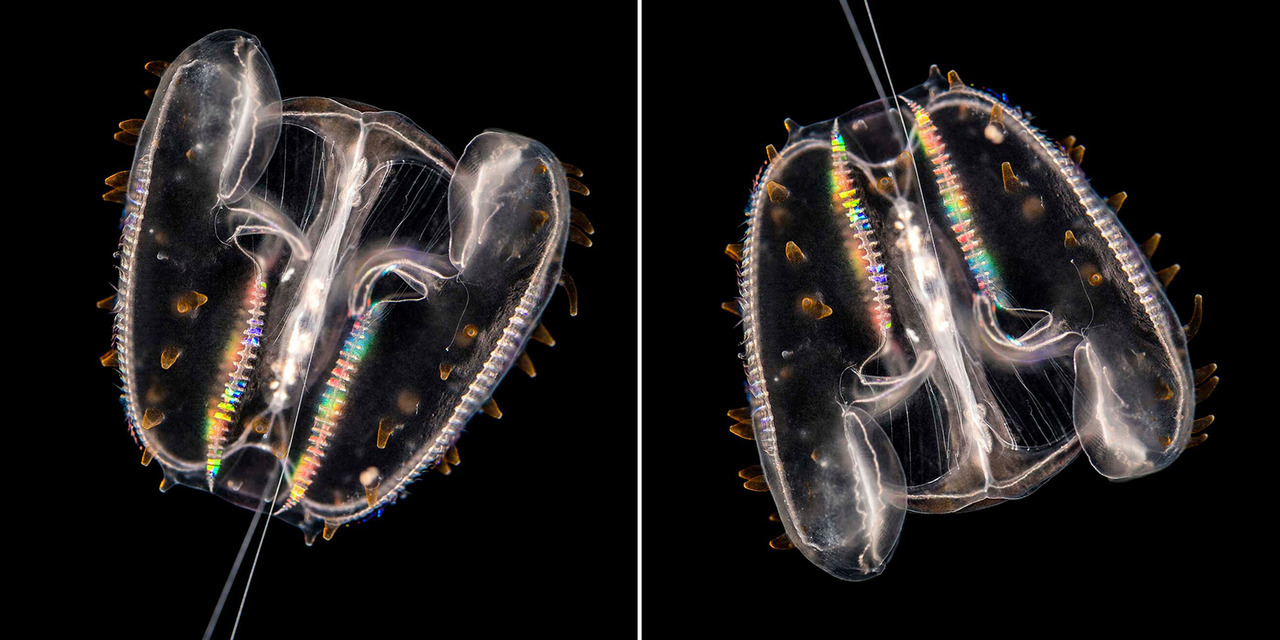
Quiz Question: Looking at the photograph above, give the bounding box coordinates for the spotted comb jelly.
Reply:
[103,29,593,544]
[729,66,1216,581]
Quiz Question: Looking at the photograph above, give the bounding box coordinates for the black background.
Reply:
[19,0,1270,636]
[33,5,636,638]
[640,1,1262,632]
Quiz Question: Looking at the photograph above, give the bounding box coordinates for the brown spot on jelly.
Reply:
[397,389,420,414]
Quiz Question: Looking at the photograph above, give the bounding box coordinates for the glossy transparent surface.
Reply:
[110,30,573,542]
[737,68,1196,580]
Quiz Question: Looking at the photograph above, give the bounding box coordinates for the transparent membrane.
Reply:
[112,30,573,542]
[738,68,1195,580]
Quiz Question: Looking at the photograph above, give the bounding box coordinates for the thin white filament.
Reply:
[202,498,266,640]
[228,351,317,640]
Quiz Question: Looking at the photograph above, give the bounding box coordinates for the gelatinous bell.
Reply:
[736,68,1199,580]
[109,30,575,543]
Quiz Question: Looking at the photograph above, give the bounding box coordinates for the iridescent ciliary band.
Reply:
[116,154,151,441]
[831,129,892,333]
[903,97,1004,303]
[204,278,268,486]
[279,306,379,511]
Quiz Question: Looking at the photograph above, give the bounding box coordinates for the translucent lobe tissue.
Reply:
[736,68,1200,580]
[110,30,576,543]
